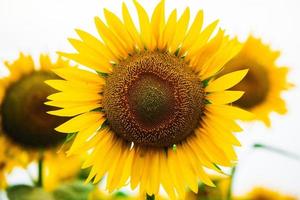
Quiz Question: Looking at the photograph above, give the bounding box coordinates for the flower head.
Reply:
[47,1,253,198]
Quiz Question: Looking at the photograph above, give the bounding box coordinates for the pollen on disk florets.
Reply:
[103,51,205,147]
[1,71,67,149]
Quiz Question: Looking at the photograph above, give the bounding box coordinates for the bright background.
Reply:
[0,0,300,198]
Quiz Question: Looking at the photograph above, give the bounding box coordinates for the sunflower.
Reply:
[0,53,82,190]
[184,174,230,200]
[235,187,296,200]
[219,36,292,126]
[46,0,253,198]
[88,189,138,200]
[0,135,28,189]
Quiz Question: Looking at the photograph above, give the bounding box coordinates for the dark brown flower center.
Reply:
[222,62,270,109]
[103,51,204,147]
[1,71,67,149]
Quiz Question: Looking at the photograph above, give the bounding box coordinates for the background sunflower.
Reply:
[235,187,297,200]
[219,36,292,126]
[0,53,82,191]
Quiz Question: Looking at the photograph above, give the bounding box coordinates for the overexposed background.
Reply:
[0,0,300,198]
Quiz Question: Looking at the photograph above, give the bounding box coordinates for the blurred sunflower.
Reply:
[235,187,296,200]
[184,174,230,200]
[88,189,136,200]
[220,36,292,126]
[0,53,82,190]
[46,0,253,198]
[0,136,28,189]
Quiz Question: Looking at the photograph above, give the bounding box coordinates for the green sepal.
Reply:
[204,99,212,105]
[146,194,155,200]
[202,79,210,88]
[97,71,109,78]
[172,144,177,152]
[65,132,77,143]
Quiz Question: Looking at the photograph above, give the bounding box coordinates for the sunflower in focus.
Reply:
[219,36,292,126]
[235,187,296,200]
[0,53,82,190]
[46,0,253,198]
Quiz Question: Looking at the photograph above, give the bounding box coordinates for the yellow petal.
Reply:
[181,10,203,52]
[159,152,176,200]
[205,69,249,92]
[47,91,101,102]
[45,100,99,109]
[201,38,242,80]
[205,112,243,132]
[58,52,112,74]
[75,29,116,61]
[94,17,128,58]
[104,9,134,53]
[186,137,222,172]
[118,148,134,188]
[195,129,232,166]
[206,104,255,120]
[151,0,165,47]
[203,119,241,146]
[67,39,112,73]
[106,140,124,191]
[122,3,143,49]
[47,104,101,117]
[176,146,198,193]
[149,151,160,195]
[207,91,244,105]
[55,112,103,133]
[180,143,215,187]
[130,148,145,190]
[68,118,105,155]
[187,20,219,58]
[191,29,224,73]
[161,9,177,49]
[39,54,52,70]
[169,8,190,53]
[167,150,186,198]
[45,79,103,92]
[133,0,153,49]
[108,145,133,190]
[52,67,102,83]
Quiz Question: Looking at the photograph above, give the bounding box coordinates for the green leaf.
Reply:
[7,185,54,200]
[113,191,128,198]
[253,143,300,161]
[52,181,94,200]
[253,143,264,148]
[77,168,91,181]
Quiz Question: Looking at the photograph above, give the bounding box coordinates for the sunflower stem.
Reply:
[226,166,236,200]
[37,152,44,187]
[146,194,155,200]
[253,143,300,161]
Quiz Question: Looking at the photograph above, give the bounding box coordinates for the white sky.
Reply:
[0,0,300,198]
